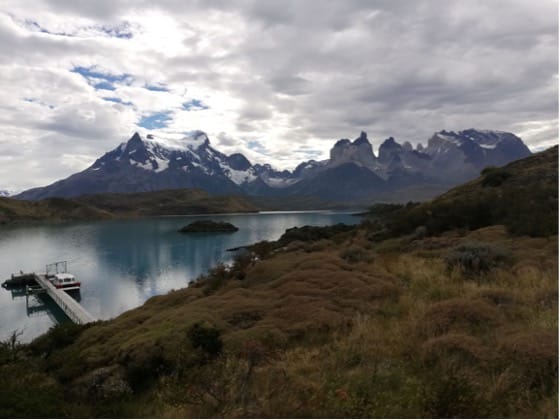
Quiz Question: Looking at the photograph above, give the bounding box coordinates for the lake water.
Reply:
[0,211,360,342]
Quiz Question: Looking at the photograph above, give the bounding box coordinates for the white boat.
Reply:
[49,272,81,290]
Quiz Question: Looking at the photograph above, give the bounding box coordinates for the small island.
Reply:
[178,220,239,233]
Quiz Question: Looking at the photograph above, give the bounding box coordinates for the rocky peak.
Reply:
[124,132,145,150]
[333,138,351,148]
[353,131,370,145]
[226,153,252,171]
[378,137,403,163]
[329,132,376,169]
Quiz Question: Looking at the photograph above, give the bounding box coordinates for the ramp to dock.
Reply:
[33,274,96,324]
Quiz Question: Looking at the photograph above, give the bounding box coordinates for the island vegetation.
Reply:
[178,220,239,233]
[0,147,557,418]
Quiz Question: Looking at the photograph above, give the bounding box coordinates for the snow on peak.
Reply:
[143,131,210,152]
[435,131,463,146]
[219,162,257,185]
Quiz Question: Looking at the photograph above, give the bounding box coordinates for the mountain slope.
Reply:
[374,145,558,237]
[16,129,532,202]
[17,132,253,200]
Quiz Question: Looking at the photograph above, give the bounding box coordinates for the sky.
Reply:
[0,0,557,192]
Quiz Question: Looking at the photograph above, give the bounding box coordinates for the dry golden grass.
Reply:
[420,333,491,366]
[421,298,502,337]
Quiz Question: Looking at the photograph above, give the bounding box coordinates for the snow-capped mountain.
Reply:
[16,129,532,202]
[0,190,11,197]
[17,131,260,200]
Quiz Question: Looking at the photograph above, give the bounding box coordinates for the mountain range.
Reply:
[16,129,532,202]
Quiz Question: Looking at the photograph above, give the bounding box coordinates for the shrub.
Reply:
[277,224,354,246]
[230,252,254,280]
[0,330,23,364]
[421,333,489,367]
[445,242,511,275]
[187,322,223,359]
[422,298,501,336]
[249,240,276,259]
[423,372,488,418]
[30,322,86,356]
[498,329,558,392]
[339,247,370,263]
[123,344,169,392]
[481,166,512,187]
[198,263,230,294]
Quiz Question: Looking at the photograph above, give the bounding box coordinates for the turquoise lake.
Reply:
[0,211,361,342]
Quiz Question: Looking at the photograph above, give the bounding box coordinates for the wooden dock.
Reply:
[33,274,96,325]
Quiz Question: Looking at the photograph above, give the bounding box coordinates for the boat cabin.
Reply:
[50,273,81,290]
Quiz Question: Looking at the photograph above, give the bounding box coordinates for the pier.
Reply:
[32,274,95,325]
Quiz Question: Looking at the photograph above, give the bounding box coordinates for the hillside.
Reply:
[371,146,558,238]
[0,148,557,418]
[1,189,342,224]
[0,189,259,224]
[0,196,113,224]
[76,189,260,216]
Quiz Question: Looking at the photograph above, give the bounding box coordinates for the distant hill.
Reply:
[0,189,262,224]
[0,196,112,224]
[75,189,259,217]
[0,188,340,224]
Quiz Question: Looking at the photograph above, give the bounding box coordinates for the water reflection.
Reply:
[0,211,360,342]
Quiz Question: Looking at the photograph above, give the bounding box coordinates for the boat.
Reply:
[2,261,82,292]
[47,272,81,291]
[2,272,36,288]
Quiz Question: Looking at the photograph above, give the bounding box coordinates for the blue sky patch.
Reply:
[138,111,173,129]
[247,140,267,154]
[94,82,116,91]
[23,97,55,109]
[145,84,169,92]
[71,66,132,90]
[102,97,133,106]
[182,99,209,111]
[98,23,133,39]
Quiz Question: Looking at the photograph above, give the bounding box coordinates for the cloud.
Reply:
[0,0,556,191]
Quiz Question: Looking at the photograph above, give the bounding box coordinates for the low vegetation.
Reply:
[0,189,346,224]
[178,220,239,233]
[0,147,556,417]
[0,196,112,224]
[365,146,558,238]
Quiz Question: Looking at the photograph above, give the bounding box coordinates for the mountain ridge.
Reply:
[16,128,532,201]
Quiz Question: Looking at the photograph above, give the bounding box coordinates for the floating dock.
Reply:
[31,274,96,325]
